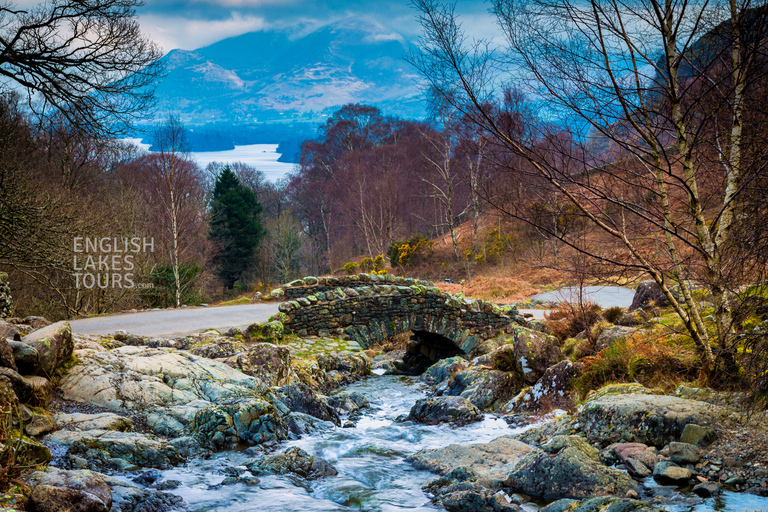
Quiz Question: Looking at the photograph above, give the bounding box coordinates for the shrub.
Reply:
[360,257,373,273]
[603,306,624,324]
[545,301,602,341]
[343,261,359,275]
[373,255,386,272]
[387,235,433,267]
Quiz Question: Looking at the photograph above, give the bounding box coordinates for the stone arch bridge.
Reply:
[274,274,522,354]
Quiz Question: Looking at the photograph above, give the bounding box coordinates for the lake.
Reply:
[124,139,297,182]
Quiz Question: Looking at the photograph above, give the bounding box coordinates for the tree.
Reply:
[411,0,768,381]
[0,0,161,136]
[209,166,265,290]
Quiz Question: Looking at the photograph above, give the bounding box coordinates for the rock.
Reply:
[327,391,368,413]
[44,429,182,469]
[513,327,560,384]
[653,460,692,485]
[407,436,534,488]
[614,443,649,462]
[0,337,17,371]
[505,435,635,500]
[54,412,134,432]
[271,383,338,423]
[9,340,39,374]
[680,423,717,447]
[425,474,522,512]
[0,366,52,406]
[668,442,700,464]
[693,481,721,497]
[544,497,667,512]
[25,316,52,330]
[0,319,21,341]
[441,368,516,410]
[285,412,335,436]
[190,336,245,359]
[628,281,669,312]
[22,321,74,375]
[219,344,293,386]
[246,446,337,479]
[189,398,287,448]
[406,396,483,425]
[315,351,371,390]
[12,432,52,466]
[577,393,722,447]
[503,360,577,413]
[25,467,112,512]
[617,311,647,327]
[100,473,186,512]
[420,356,469,386]
[624,458,651,478]
[261,320,284,340]
[113,330,129,341]
[595,326,637,352]
[25,413,56,437]
[224,327,243,338]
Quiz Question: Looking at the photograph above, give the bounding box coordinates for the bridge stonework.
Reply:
[276,276,520,353]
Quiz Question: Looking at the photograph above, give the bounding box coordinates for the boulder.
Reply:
[44,429,182,469]
[0,337,17,371]
[0,319,20,341]
[543,497,667,512]
[271,382,338,424]
[652,460,692,485]
[245,447,337,480]
[577,393,722,447]
[0,367,52,406]
[53,413,134,432]
[628,281,669,312]
[680,423,717,447]
[624,457,651,478]
[12,432,52,466]
[503,360,577,413]
[9,340,39,374]
[668,442,700,464]
[24,316,52,330]
[22,321,74,375]
[406,396,483,426]
[693,481,721,497]
[189,337,245,359]
[407,436,534,488]
[285,412,335,436]
[504,435,635,500]
[614,443,649,462]
[595,326,637,352]
[25,467,112,512]
[99,473,186,512]
[420,356,469,386]
[189,397,287,449]
[315,351,371,390]
[261,320,284,340]
[327,391,368,413]
[219,344,293,386]
[513,327,560,384]
[423,470,522,512]
[25,413,56,437]
[440,368,517,410]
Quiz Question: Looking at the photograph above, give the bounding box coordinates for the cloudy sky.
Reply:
[136,0,493,52]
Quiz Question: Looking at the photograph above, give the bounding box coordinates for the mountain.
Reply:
[147,18,426,135]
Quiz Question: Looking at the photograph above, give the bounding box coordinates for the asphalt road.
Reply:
[69,303,281,338]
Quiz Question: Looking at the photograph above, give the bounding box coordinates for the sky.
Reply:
[135,0,495,52]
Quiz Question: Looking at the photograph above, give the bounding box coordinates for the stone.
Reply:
[0,319,20,341]
[327,391,368,413]
[285,412,335,436]
[680,423,717,447]
[53,413,134,432]
[668,442,700,464]
[25,413,56,437]
[503,360,577,413]
[0,367,52,406]
[595,326,637,352]
[513,327,560,384]
[271,382,339,423]
[624,458,651,478]
[420,356,469,386]
[25,467,112,512]
[262,320,284,339]
[246,447,337,480]
[544,497,667,512]
[99,473,186,512]
[440,368,517,410]
[24,316,52,330]
[406,396,483,425]
[220,343,293,387]
[189,397,287,448]
[693,481,721,497]
[44,429,182,469]
[22,321,74,375]
[0,337,17,371]
[9,340,39,374]
[190,336,245,359]
[12,432,52,466]
[614,443,649,462]
[653,460,692,485]
[577,393,722,447]
[505,435,635,500]
[408,435,534,488]
[628,281,670,312]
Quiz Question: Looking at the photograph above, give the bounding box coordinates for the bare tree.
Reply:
[411,0,768,381]
[0,0,162,136]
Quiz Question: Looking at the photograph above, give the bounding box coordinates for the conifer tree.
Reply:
[209,166,264,289]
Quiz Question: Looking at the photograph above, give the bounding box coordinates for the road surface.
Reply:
[70,303,281,338]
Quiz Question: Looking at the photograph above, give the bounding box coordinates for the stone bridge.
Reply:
[274,274,521,353]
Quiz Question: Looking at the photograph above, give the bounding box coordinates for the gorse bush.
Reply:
[387,236,433,268]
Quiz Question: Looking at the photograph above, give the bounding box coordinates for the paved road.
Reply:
[531,286,634,308]
[70,303,281,338]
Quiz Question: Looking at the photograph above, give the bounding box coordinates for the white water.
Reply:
[123,139,296,183]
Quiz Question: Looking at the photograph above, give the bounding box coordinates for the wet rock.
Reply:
[189,397,287,449]
[219,343,293,386]
[327,391,368,413]
[503,360,577,413]
[680,423,717,447]
[245,446,337,480]
[440,368,516,410]
[25,467,112,512]
[190,336,246,359]
[544,496,667,512]
[624,457,651,478]
[406,396,483,426]
[420,356,469,386]
[693,481,721,497]
[100,473,186,512]
[653,460,692,485]
[271,382,339,423]
[614,443,648,462]
[22,320,74,375]
[9,340,39,374]
[628,281,669,312]
[12,432,52,466]
[430,479,522,512]
[668,442,700,464]
[577,393,722,447]
[505,435,635,500]
[595,326,637,351]
[316,351,371,389]
[53,412,135,432]
[45,429,182,470]
[512,327,560,384]
[408,435,534,488]
[285,412,335,436]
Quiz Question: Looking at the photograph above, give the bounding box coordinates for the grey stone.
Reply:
[9,340,39,374]
[669,442,700,464]
[22,321,74,375]
[652,460,692,485]
[25,467,112,512]
[406,395,483,426]
[680,423,717,447]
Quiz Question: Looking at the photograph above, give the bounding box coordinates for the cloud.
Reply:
[138,12,269,51]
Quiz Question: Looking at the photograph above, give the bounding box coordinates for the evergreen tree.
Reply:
[209,166,265,289]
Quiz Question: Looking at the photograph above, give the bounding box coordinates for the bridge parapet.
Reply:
[270,273,433,300]
[277,282,521,352]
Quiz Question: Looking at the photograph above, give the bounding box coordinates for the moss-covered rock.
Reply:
[513,327,560,384]
[21,321,73,375]
[25,467,112,512]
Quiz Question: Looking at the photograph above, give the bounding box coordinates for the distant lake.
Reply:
[124,139,297,182]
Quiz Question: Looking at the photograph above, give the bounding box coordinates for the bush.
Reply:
[373,255,386,272]
[545,301,602,341]
[387,235,433,267]
[343,261,359,275]
[603,306,624,324]
[360,257,373,272]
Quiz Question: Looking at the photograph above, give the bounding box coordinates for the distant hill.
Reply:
[140,18,426,152]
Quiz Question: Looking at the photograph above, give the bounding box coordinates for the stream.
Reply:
[107,374,768,512]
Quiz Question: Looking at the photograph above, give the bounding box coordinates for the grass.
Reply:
[215,296,253,307]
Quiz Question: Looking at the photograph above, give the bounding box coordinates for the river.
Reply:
[102,374,768,512]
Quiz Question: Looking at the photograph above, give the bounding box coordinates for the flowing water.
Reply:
[109,374,768,512]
